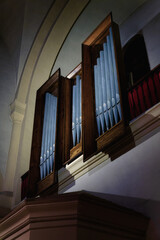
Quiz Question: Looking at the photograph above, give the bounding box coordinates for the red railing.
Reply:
[21,171,29,200]
[128,65,160,120]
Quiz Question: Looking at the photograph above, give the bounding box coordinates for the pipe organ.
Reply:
[82,13,127,160]
[28,13,127,197]
[26,12,160,198]
[40,93,57,180]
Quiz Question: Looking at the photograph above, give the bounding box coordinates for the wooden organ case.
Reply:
[82,13,128,160]
[27,69,72,197]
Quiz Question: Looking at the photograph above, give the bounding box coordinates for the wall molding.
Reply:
[130,102,160,143]
[58,152,110,192]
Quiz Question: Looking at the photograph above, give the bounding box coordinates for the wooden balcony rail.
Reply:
[128,64,160,120]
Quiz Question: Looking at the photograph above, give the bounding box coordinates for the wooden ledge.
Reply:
[58,152,110,191]
[130,102,160,143]
[0,191,149,240]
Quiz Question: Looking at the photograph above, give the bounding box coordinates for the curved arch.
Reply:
[16,0,69,103]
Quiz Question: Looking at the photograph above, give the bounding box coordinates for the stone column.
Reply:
[2,99,26,209]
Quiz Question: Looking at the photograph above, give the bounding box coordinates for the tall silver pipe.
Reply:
[103,42,114,128]
[97,58,105,133]
[100,50,109,130]
[72,85,76,146]
[94,65,101,136]
[109,27,121,119]
[107,35,118,124]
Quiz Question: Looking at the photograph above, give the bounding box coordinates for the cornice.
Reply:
[10,99,26,124]
[58,152,110,192]
[130,102,160,142]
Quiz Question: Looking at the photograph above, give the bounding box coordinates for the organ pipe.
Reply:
[40,93,57,180]
[94,27,122,137]
[72,75,81,147]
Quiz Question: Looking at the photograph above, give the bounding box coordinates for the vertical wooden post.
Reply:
[82,44,97,160]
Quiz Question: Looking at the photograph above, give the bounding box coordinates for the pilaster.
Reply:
[2,99,26,209]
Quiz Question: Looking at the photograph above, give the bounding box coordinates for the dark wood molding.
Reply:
[63,77,73,163]
[37,172,54,194]
[70,142,82,160]
[83,13,112,46]
[82,44,97,160]
[96,120,126,150]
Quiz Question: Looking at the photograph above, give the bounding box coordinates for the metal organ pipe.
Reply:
[72,75,81,147]
[72,85,76,146]
[52,97,57,171]
[49,99,53,174]
[100,51,109,131]
[94,65,101,136]
[79,75,82,138]
[97,58,105,134]
[40,94,47,179]
[46,94,51,175]
[109,27,122,119]
[103,42,114,128]
[107,34,118,124]
[43,93,49,178]
[94,27,122,137]
[76,75,80,144]
[40,93,57,180]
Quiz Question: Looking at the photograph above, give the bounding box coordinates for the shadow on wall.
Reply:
[108,105,160,161]
[0,171,2,191]
[87,191,160,240]
[57,167,76,195]
[105,126,135,161]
